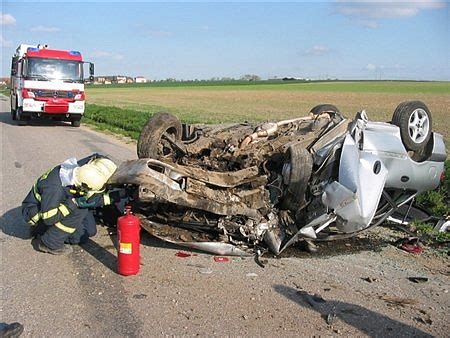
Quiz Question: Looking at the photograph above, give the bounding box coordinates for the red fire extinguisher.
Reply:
[117,205,141,276]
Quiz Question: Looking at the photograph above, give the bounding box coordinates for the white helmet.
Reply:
[89,158,117,179]
[73,158,117,192]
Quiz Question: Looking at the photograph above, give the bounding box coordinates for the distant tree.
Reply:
[241,74,261,81]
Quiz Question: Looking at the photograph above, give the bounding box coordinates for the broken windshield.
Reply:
[25,57,83,82]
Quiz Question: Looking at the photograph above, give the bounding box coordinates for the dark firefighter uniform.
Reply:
[22,154,113,250]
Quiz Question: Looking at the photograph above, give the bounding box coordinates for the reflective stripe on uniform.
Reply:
[41,208,58,220]
[28,212,41,225]
[33,183,42,202]
[54,222,76,234]
[58,204,70,217]
[32,167,55,203]
[103,193,111,206]
[42,204,71,220]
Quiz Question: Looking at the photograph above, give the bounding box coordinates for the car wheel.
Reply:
[310,104,340,115]
[281,145,313,211]
[392,101,432,152]
[137,112,182,159]
[71,119,81,127]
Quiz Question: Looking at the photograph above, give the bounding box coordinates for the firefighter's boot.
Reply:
[33,236,73,255]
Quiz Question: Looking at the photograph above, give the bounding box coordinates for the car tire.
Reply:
[281,145,313,211]
[137,112,182,159]
[310,104,340,115]
[71,119,81,127]
[391,101,432,152]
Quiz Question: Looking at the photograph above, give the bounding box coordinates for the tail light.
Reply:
[22,89,35,99]
[441,170,446,183]
[74,92,85,101]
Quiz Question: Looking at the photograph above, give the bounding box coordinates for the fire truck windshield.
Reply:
[25,58,83,82]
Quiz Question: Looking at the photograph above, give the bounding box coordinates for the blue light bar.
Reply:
[27,47,39,52]
[69,51,81,55]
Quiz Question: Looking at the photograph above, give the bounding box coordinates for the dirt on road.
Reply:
[0,97,448,337]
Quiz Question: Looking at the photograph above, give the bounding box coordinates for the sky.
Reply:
[1,1,449,80]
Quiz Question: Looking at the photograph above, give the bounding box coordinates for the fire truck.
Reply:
[10,44,94,127]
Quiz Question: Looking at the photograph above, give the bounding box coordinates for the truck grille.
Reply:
[35,90,73,99]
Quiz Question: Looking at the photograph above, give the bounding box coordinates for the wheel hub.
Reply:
[408,108,429,144]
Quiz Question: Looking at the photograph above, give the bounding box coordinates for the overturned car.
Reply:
[109,101,446,256]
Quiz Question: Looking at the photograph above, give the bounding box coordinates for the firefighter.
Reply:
[22,154,121,255]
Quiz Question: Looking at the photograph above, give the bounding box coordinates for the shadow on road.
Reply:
[0,109,72,127]
[273,285,432,337]
[0,206,32,239]
[80,238,118,273]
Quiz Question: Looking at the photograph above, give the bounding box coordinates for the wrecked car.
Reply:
[109,101,446,256]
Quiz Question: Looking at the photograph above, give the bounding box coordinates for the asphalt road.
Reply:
[0,96,448,336]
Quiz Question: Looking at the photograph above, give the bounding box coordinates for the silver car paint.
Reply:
[322,134,388,232]
[362,121,445,193]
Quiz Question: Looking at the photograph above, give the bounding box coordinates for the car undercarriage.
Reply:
[109,102,446,256]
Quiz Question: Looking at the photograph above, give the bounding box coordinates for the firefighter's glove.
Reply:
[74,194,103,209]
[108,189,128,203]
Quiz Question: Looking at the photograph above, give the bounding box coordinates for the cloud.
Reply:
[334,0,446,26]
[0,34,13,48]
[365,63,378,71]
[357,20,379,29]
[30,25,61,33]
[303,45,331,56]
[90,50,124,61]
[1,13,16,26]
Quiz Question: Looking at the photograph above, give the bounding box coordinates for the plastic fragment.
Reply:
[246,272,258,277]
[408,277,428,283]
[198,267,213,274]
[400,243,423,254]
[175,251,191,258]
[399,237,423,254]
[214,256,229,263]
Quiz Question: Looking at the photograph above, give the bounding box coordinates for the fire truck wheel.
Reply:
[11,100,17,120]
[71,119,81,127]
[16,108,27,126]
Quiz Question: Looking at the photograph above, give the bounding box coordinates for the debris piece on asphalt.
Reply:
[362,277,378,283]
[379,295,418,307]
[408,277,429,283]
[246,272,258,277]
[133,293,148,299]
[415,316,433,325]
[399,237,423,254]
[175,251,192,258]
[325,311,337,325]
[214,256,230,263]
[198,267,213,274]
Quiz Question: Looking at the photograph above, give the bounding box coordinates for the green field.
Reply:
[85,80,450,144]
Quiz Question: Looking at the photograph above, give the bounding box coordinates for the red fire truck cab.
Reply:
[10,44,94,127]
